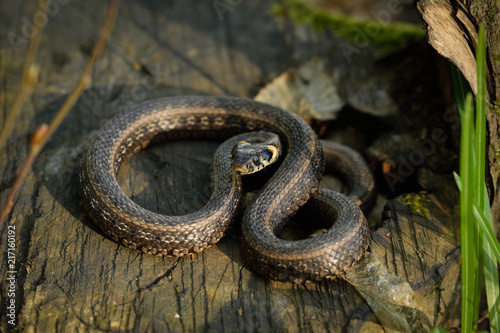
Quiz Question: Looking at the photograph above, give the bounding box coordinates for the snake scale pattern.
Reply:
[79,96,374,283]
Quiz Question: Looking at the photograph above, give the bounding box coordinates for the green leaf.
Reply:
[474,197,500,333]
[453,20,499,333]
[472,205,500,267]
[451,65,471,119]
[475,22,500,333]
[453,171,462,191]
[459,92,477,332]
[482,182,500,330]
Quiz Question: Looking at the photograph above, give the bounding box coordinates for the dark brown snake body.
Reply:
[79,96,374,283]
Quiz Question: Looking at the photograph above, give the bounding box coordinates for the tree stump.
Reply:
[1,0,463,331]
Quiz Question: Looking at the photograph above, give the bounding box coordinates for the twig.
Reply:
[0,0,45,150]
[0,1,119,227]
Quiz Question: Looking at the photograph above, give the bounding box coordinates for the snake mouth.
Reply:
[232,165,247,175]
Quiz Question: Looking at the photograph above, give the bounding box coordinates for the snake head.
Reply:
[230,132,281,175]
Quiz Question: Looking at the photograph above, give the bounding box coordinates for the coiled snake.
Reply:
[79,96,375,283]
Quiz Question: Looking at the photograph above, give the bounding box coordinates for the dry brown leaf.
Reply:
[255,57,344,123]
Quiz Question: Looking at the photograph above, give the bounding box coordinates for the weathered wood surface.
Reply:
[0,1,462,332]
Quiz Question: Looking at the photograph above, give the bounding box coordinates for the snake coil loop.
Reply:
[79,96,374,283]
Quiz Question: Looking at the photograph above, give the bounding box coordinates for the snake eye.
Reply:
[261,148,271,161]
[253,155,260,165]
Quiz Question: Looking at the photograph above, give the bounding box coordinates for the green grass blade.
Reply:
[473,205,500,265]
[476,23,486,160]
[482,235,500,333]
[475,21,486,230]
[452,177,497,262]
[454,169,500,332]
[453,171,462,191]
[482,183,500,333]
[473,43,484,322]
[451,64,471,118]
[460,93,477,332]
[481,203,500,332]
[475,22,500,333]
[473,224,483,328]
[452,21,499,333]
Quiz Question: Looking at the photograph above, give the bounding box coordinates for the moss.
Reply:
[401,193,431,220]
[493,52,500,65]
[486,0,500,21]
[425,279,444,297]
[270,0,425,50]
[492,98,500,117]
